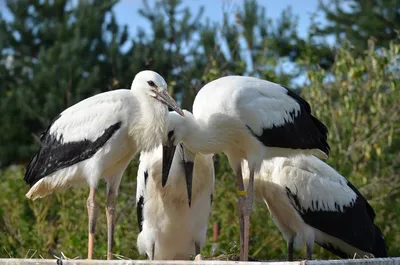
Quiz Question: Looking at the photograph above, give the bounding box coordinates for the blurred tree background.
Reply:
[0,0,399,260]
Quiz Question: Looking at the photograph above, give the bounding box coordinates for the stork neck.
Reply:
[183,119,222,155]
[131,92,168,152]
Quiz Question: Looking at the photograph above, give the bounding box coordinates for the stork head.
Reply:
[162,110,191,188]
[131,70,184,116]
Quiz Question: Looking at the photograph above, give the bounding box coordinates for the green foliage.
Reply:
[302,39,400,257]
[0,0,129,166]
[312,0,400,52]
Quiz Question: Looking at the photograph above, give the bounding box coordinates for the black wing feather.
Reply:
[24,120,122,186]
[249,86,330,156]
[137,170,148,232]
[286,180,387,258]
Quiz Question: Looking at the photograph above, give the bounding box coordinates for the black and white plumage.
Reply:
[136,144,214,260]
[163,76,330,260]
[24,70,184,260]
[243,156,387,260]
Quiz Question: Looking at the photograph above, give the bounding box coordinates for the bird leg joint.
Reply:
[106,195,117,218]
[243,196,253,216]
[106,205,116,217]
[87,196,98,234]
[87,198,97,210]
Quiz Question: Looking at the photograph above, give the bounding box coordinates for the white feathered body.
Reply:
[26,89,168,200]
[136,146,214,260]
[179,76,328,172]
[243,155,387,258]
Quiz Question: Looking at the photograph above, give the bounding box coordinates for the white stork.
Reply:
[242,156,387,260]
[136,143,214,260]
[163,76,330,260]
[23,70,184,260]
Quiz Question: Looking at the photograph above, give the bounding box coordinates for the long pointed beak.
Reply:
[155,90,184,116]
[183,161,194,207]
[162,144,176,187]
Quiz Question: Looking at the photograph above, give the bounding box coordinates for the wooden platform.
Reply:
[1,258,400,265]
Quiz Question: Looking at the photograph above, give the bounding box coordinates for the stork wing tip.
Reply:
[314,149,329,160]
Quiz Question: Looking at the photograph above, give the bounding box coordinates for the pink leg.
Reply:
[87,187,98,259]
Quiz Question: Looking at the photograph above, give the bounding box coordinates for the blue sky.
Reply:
[113,0,324,39]
[0,0,326,40]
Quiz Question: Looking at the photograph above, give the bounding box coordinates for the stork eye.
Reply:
[147,81,156,87]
